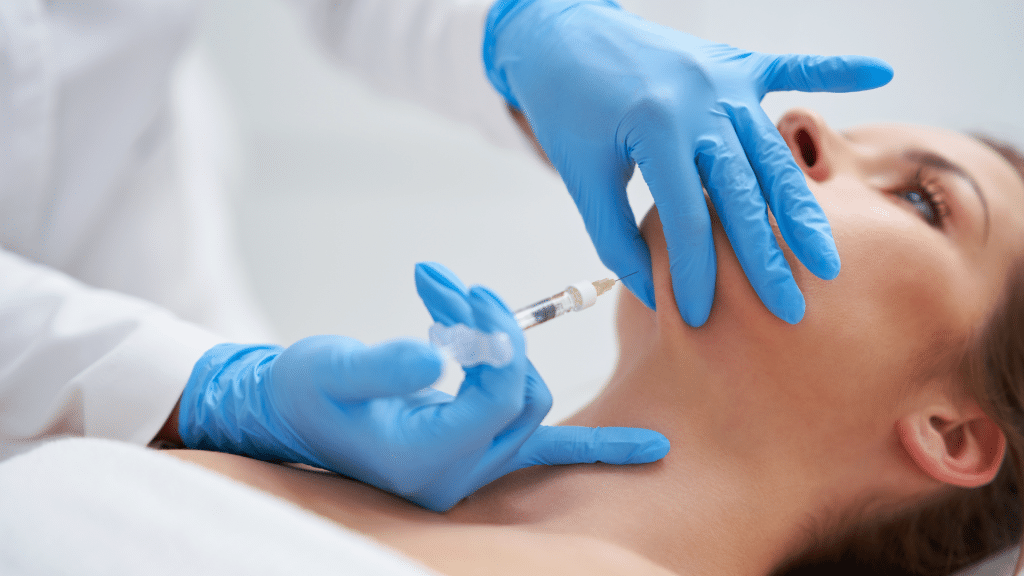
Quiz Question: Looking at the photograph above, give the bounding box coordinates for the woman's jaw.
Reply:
[602,202,937,508]
[625,109,1024,431]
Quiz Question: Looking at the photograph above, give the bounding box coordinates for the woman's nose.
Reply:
[777,108,837,183]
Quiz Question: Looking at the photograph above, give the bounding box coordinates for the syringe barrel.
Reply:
[515,290,574,330]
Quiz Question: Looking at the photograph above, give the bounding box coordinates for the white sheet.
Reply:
[0,438,440,576]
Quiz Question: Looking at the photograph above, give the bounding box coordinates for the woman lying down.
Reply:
[162,108,1024,576]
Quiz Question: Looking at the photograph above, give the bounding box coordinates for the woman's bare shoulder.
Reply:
[161,449,682,576]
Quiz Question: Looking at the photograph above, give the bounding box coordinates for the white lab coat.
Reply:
[0,0,528,459]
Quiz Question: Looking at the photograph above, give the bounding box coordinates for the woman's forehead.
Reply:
[845,123,996,166]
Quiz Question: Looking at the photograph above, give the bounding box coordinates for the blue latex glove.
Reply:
[178,262,669,512]
[484,0,894,326]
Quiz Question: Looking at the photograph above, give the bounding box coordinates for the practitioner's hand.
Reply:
[408,262,668,510]
[177,262,669,512]
[484,0,894,326]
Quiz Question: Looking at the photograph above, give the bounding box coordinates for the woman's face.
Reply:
[637,109,1024,429]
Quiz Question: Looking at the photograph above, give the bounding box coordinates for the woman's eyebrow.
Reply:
[904,149,991,241]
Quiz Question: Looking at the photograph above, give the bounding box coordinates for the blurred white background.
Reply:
[191,0,1023,421]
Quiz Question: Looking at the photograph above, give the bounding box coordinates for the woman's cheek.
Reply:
[834,208,978,339]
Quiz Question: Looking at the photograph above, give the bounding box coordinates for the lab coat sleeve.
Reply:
[283,0,533,153]
[0,249,225,460]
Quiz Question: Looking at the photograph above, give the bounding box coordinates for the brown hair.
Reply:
[773,137,1024,576]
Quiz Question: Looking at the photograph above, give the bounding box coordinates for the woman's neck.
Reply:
[446,336,828,576]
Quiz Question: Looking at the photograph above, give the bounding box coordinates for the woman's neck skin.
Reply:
[448,327,797,574]
[448,288,931,576]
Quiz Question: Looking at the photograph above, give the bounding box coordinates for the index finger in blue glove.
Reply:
[760,54,894,94]
[726,103,840,282]
[514,425,670,466]
[415,262,474,327]
[633,137,717,327]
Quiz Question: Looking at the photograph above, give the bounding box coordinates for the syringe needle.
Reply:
[593,271,638,297]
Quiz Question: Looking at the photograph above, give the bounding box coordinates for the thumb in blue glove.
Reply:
[485,0,894,327]
[177,262,670,512]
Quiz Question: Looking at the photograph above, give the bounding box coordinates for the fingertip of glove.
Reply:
[775,295,806,325]
[598,429,671,464]
[470,285,513,315]
[817,246,842,281]
[643,284,657,311]
[802,233,841,281]
[415,262,467,293]
[752,271,806,325]
[621,273,656,311]
[850,56,894,88]
[415,347,447,380]
[632,435,671,463]
[680,298,711,328]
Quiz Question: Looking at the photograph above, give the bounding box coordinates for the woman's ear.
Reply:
[896,399,1006,488]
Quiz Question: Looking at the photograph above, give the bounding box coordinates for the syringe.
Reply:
[428,275,629,369]
[514,278,620,330]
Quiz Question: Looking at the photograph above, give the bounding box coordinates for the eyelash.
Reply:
[897,168,950,228]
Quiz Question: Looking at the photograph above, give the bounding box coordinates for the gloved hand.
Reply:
[484,0,894,326]
[178,262,669,512]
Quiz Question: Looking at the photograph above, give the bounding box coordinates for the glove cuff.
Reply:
[178,343,291,460]
[482,0,620,109]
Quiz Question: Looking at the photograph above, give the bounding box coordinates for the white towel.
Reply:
[0,438,440,576]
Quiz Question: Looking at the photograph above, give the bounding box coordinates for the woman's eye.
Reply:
[895,183,948,228]
[899,189,937,224]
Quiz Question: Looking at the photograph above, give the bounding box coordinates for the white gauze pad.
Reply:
[428,323,514,368]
